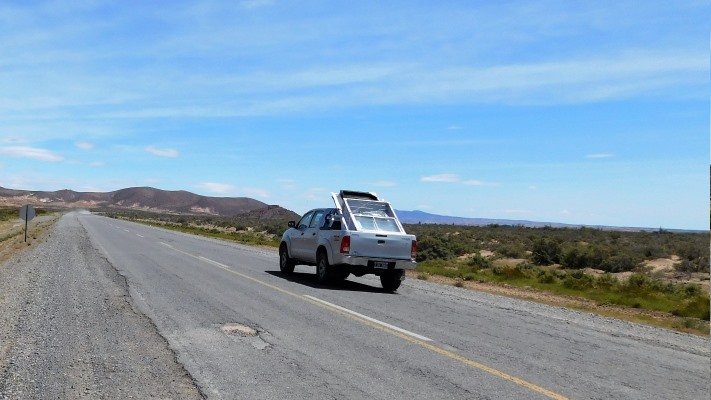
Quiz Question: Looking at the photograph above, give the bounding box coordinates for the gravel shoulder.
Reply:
[0,213,202,399]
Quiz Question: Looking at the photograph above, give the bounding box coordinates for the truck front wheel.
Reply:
[279,244,295,274]
[380,270,404,292]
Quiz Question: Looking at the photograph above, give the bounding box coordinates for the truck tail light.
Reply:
[411,240,417,260]
[340,236,351,254]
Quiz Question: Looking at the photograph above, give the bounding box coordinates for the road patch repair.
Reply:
[221,323,258,336]
[221,323,272,350]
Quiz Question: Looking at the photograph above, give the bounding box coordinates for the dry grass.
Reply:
[0,215,61,268]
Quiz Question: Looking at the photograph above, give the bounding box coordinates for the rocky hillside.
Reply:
[0,186,292,218]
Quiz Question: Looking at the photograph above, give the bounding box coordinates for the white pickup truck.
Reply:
[279,190,417,291]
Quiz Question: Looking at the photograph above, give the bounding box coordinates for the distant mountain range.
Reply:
[394,209,688,232]
[395,210,579,228]
[0,186,298,219]
[0,186,697,232]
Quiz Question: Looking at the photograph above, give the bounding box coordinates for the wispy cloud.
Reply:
[462,180,499,187]
[75,141,95,150]
[373,180,397,187]
[422,174,498,186]
[504,209,530,214]
[145,146,179,158]
[585,153,615,159]
[196,182,235,194]
[302,187,328,201]
[0,146,64,162]
[421,174,460,183]
[195,182,270,198]
[239,187,270,198]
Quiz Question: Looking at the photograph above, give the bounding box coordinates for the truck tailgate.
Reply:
[348,232,413,260]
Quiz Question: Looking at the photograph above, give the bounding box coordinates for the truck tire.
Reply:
[279,244,295,274]
[380,270,403,292]
[316,253,333,284]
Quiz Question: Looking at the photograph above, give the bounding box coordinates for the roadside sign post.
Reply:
[20,205,35,242]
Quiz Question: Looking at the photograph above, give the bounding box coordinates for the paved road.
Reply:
[3,212,710,399]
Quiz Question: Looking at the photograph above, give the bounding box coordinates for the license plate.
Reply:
[373,261,388,269]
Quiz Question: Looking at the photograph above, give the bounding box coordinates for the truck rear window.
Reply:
[345,199,402,233]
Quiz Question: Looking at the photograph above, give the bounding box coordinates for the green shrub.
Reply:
[672,296,711,320]
[595,273,618,289]
[468,253,491,269]
[462,272,478,281]
[563,271,596,290]
[600,254,640,273]
[561,243,610,269]
[495,243,526,258]
[537,270,557,284]
[624,273,653,292]
[531,237,562,265]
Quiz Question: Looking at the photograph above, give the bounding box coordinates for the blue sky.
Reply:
[0,1,708,229]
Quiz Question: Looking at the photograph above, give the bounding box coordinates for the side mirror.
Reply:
[288,221,295,228]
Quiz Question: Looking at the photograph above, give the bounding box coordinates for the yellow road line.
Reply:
[159,242,568,400]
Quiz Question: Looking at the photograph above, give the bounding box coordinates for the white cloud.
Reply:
[75,141,95,150]
[585,153,614,159]
[145,146,179,158]
[302,187,328,201]
[422,174,498,186]
[238,187,270,198]
[528,185,538,190]
[462,180,499,187]
[0,146,64,162]
[421,174,460,183]
[88,161,105,167]
[278,178,295,183]
[447,125,463,130]
[504,209,530,214]
[373,180,397,187]
[195,182,269,198]
[196,182,235,194]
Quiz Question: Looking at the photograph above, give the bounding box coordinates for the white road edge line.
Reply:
[136,234,144,238]
[303,295,433,342]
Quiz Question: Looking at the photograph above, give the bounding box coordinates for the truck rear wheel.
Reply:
[316,254,333,284]
[380,270,403,292]
[279,244,295,274]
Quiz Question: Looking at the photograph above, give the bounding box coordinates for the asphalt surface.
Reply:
[1,212,709,399]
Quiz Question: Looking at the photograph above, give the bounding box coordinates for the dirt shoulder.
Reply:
[0,215,60,267]
[0,213,203,399]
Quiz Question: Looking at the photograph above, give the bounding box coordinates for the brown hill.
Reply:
[0,186,293,218]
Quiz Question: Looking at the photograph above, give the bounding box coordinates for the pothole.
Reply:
[221,323,258,336]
